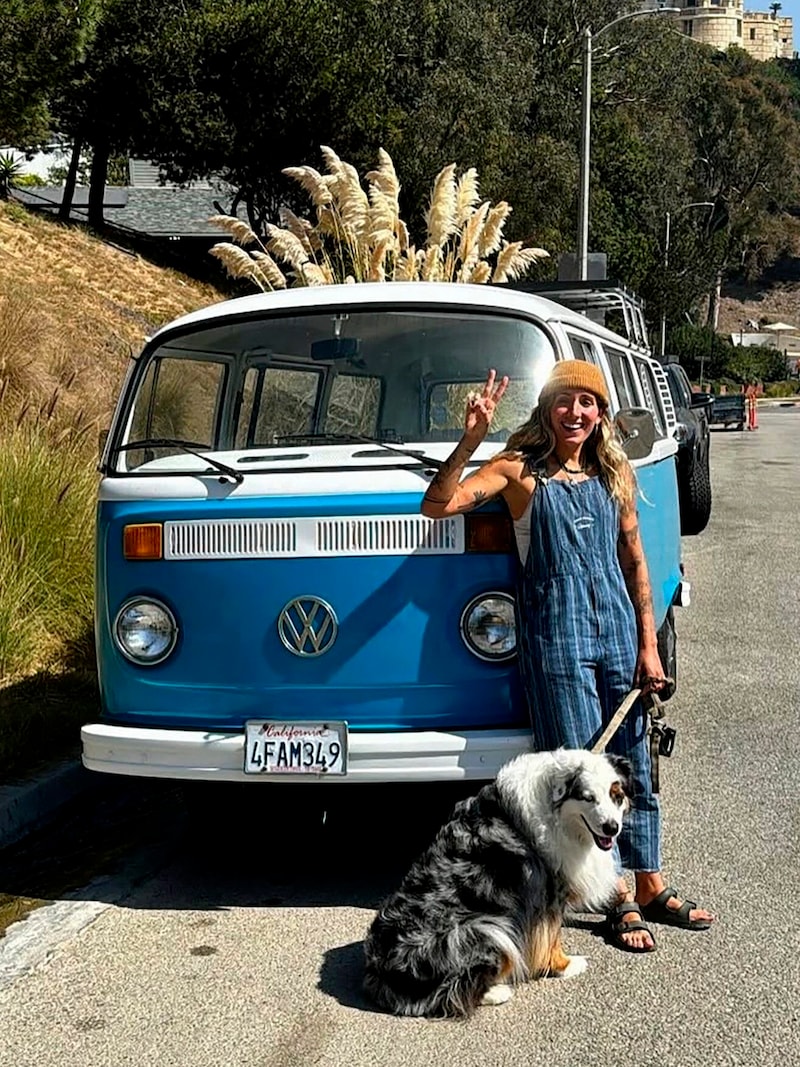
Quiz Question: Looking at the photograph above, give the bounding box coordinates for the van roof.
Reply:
[147,281,641,350]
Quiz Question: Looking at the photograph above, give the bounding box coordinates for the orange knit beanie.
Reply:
[540,360,609,407]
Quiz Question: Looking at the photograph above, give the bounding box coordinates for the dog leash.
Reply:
[589,688,641,755]
[589,685,676,793]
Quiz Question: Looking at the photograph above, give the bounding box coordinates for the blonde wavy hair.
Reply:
[503,390,635,512]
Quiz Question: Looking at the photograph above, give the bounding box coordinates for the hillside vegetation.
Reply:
[0,201,224,776]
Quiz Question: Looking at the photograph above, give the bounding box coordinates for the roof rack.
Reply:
[499,280,651,353]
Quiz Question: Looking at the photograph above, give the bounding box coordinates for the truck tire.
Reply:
[679,453,712,535]
[656,607,677,700]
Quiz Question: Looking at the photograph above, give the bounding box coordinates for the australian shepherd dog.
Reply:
[363,749,632,1018]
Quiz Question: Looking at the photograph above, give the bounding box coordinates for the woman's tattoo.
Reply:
[618,521,653,617]
[423,441,475,503]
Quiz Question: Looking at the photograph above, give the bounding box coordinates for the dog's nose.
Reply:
[601,820,619,837]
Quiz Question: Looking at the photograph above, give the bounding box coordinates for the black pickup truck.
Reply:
[661,361,713,535]
[709,393,745,430]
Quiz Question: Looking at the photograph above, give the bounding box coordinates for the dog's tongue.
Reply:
[596,836,613,851]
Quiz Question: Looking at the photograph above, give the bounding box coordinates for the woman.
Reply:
[421,361,714,951]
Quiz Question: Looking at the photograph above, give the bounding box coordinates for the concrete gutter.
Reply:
[0,757,98,851]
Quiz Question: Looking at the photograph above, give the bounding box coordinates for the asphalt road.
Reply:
[0,409,798,1067]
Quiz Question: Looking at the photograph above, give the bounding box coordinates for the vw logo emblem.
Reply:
[277,596,338,657]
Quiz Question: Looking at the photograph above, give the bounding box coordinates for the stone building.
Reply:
[641,2,794,59]
[743,10,794,60]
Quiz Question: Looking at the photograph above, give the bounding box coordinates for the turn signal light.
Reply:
[464,513,514,554]
[123,523,163,560]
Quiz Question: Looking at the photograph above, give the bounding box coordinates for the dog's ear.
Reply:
[606,755,633,796]
[551,769,581,806]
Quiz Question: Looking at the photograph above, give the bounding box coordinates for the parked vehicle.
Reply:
[83,282,688,785]
[660,359,713,535]
[710,392,745,430]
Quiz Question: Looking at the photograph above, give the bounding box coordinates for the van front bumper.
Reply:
[81,723,534,783]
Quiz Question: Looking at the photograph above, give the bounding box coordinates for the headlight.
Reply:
[114,598,178,665]
[460,592,517,662]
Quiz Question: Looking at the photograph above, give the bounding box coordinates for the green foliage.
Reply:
[0,153,25,200]
[667,324,736,383]
[726,344,790,384]
[764,379,800,397]
[667,324,791,384]
[0,425,96,682]
[0,0,102,146]
[11,173,46,188]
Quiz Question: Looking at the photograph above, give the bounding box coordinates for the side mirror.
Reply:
[690,391,713,410]
[98,428,109,460]
[615,407,656,461]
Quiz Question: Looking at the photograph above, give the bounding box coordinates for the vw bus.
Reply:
[82,282,686,785]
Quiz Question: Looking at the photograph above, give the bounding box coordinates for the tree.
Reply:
[53,0,203,225]
[686,50,800,326]
[0,0,100,147]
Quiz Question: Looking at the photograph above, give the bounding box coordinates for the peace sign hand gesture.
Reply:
[464,369,509,445]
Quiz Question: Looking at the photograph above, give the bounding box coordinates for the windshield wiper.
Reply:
[114,438,244,484]
[274,433,443,469]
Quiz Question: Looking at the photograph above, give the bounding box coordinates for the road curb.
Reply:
[0,758,99,851]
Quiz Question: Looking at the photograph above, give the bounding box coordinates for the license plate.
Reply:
[244,721,347,775]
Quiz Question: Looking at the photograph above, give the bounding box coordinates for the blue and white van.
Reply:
[82,282,685,785]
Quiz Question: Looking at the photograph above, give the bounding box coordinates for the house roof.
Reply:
[12,185,235,238]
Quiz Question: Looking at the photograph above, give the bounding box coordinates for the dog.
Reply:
[363,749,632,1018]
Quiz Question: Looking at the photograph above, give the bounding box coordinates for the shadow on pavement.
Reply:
[0,777,478,915]
[317,940,384,1014]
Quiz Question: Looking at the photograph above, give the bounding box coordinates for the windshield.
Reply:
[112,307,556,471]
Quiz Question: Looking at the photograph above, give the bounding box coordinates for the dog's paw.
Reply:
[481,984,515,1007]
[558,955,588,979]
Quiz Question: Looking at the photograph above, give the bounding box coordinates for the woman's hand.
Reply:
[634,645,668,696]
[464,369,509,443]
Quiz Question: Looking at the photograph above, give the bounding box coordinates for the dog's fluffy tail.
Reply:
[365,917,527,1019]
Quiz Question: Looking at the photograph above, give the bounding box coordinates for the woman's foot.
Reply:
[635,873,715,929]
[637,885,714,929]
[606,898,656,952]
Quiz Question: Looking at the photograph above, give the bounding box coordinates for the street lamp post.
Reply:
[659,201,714,358]
[577,6,680,282]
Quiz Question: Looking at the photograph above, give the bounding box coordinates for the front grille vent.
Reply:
[164,515,464,559]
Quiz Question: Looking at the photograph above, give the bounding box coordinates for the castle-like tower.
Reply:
[641,2,794,59]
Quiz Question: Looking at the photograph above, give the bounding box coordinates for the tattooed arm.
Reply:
[617,469,666,694]
[422,368,511,518]
[421,445,510,517]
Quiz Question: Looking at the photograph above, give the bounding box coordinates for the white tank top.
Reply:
[512,494,534,565]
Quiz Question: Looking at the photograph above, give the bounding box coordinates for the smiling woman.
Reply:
[421,356,715,952]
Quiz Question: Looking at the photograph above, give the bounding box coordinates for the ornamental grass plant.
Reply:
[0,402,100,776]
[0,202,219,776]
[209,147,549,290]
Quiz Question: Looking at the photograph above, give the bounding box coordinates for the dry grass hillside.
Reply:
[0,201,229,776]
[0,201,225,430]
[718,250,800,336]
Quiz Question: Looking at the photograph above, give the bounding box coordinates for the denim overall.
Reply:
[516,470,661,872]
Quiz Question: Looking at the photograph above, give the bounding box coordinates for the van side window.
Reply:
[568,334,600,364]
[602,345,640,409]
[633,357,666,438]
[127,356,227,467]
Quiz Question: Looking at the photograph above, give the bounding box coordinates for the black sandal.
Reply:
[605,901,657,953]
[639,886,713,930]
